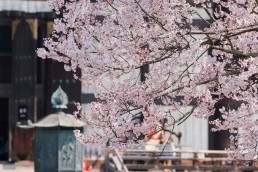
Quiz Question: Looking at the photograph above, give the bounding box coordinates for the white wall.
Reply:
[161,106,208,150]
[0,0,51,12]
[173,107,208,150]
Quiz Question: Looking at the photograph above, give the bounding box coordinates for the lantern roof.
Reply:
[32,111,85,128]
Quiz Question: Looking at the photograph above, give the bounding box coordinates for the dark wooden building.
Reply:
[0,4,81,161]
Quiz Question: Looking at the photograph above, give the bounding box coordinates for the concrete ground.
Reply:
[0,161,34,172]
[0,161,100,172]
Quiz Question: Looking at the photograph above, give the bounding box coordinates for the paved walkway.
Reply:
[0,161,34,172]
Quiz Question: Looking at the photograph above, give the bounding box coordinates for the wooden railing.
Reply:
[106,149,129,172]
[120,148,258,171]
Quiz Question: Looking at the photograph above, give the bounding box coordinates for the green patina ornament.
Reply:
[51,86,68,110]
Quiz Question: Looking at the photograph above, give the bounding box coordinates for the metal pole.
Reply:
[8,98,12,162]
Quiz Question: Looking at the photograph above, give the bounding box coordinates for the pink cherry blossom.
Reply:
[37,0,258,160]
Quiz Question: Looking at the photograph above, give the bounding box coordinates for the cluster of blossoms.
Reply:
[38,0,258,160]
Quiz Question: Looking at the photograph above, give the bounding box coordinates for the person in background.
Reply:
[147,121,164,145]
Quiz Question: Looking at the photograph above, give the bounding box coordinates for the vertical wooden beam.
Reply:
[11,18,38,159]
[9,19,21,161]
[46,21,53,37]
[26,19,38,40]
[12,20,21,40]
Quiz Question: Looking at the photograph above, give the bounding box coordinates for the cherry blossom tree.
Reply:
[37,0,258,160]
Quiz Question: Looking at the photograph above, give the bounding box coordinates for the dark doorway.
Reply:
[209,98,241,150]
[0,98,8,160]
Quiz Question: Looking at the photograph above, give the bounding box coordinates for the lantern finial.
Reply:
[51,86,68,109]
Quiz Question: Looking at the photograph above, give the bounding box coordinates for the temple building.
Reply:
[0,0,81,161]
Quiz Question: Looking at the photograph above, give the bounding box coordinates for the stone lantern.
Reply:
[32,86,85,172]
